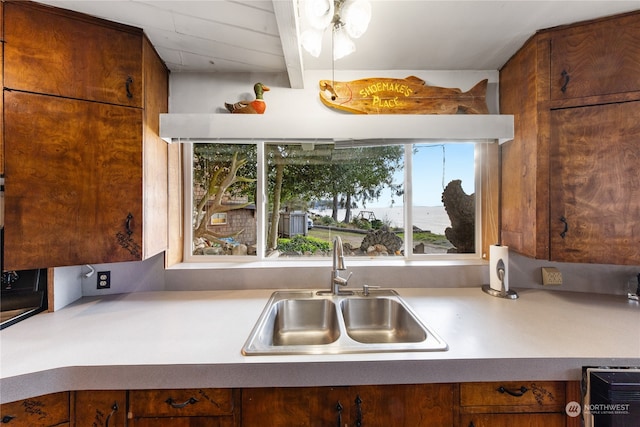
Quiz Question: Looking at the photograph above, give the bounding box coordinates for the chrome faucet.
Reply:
[330,235,352,295]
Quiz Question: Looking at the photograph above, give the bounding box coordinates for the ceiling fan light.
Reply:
[341,0,371,39]
[303,0,335,30]
[301,28,324,57]
[333,26,356,60]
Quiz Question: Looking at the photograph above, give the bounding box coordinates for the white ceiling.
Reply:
[37,0,640,88]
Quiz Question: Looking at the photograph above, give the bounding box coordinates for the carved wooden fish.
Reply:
[319,76,489,114]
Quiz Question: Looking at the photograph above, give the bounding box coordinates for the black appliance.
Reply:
[1,221,49,328]
[590,370,640,427]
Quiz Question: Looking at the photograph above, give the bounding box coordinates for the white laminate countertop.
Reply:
[1,287,639,403]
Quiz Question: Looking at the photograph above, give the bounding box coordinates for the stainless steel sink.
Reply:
[341,298,427,344]
[272,298,340,346]
[242,290,448,355]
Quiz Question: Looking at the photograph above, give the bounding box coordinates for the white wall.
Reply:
[168,69,500,115]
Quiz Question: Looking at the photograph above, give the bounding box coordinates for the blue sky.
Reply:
[368,143,476,207]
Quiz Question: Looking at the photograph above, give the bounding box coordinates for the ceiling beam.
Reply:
[272,0,305,89]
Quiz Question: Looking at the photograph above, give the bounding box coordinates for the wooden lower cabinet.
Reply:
[74,390,127,427]
[459,381,571,427]
[128,389,240,427]
[0,391,69,426]
[459,413,565,427]
[242,384,455,427]
[1,381,581,426]
[131,418,234,427]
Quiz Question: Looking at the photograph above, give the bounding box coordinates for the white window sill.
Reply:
[166,257,488,271]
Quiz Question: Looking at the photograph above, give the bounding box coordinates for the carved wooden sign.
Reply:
[319,76,489,114]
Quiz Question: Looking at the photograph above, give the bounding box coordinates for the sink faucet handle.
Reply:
[362,284,380,296]
[335,271,352,287]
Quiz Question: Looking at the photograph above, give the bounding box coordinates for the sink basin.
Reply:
[272,299,340,346]
[242,290,448,355]
[341,298,427,344]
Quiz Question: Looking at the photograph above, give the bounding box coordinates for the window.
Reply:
[210,213,227,225]
[186,140,491,262]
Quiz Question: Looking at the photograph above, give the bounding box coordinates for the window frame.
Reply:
[181,140,498,265]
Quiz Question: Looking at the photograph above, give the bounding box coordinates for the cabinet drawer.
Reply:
[460,413,565,427]
[460,381,565,411]
[0,391,69,426]
[550,12,640,101]
[129,389,235,418]
[131,417,236,427]
[4,1,143,107]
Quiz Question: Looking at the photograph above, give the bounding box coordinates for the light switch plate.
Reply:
[541,267,562,286]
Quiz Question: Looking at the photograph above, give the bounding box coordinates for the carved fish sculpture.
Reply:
[319,76,489,114]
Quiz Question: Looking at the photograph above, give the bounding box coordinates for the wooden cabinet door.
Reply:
[74,390,127,427]
[459,413,565,427]
[550,12,640,101]
[353,384,455,427]
[550,101,640,264]
[242,384,454,426]
[242,387,319,426]
[4,91,143,270]
[4,1,143,107]
[0,392,69,427]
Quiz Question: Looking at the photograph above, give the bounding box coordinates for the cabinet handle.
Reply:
[125,213,134,236]
[560,216,569,239]
[165,396,198,409]
[355,395,363,426]
[497,385,529,397]
[126,76,134,99]
[105,401,118,427]
[1,415,16,423]
[560,70,570,93]
[335,401,343,427]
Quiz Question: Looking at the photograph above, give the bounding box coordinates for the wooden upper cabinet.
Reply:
[4,92,144,269]
[2,2,168,270]
[1,1,4,176]
[4,1,143,107]
[142,35,170,261]
[549,101,640,265]
[550,12,640,102]
[499,35,551,260]
[500,10,640,265]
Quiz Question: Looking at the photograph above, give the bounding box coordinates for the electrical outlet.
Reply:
[541,267,562,286]
[97,271,111,289]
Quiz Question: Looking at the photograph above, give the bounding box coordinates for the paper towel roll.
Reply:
[489,245,509,292]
